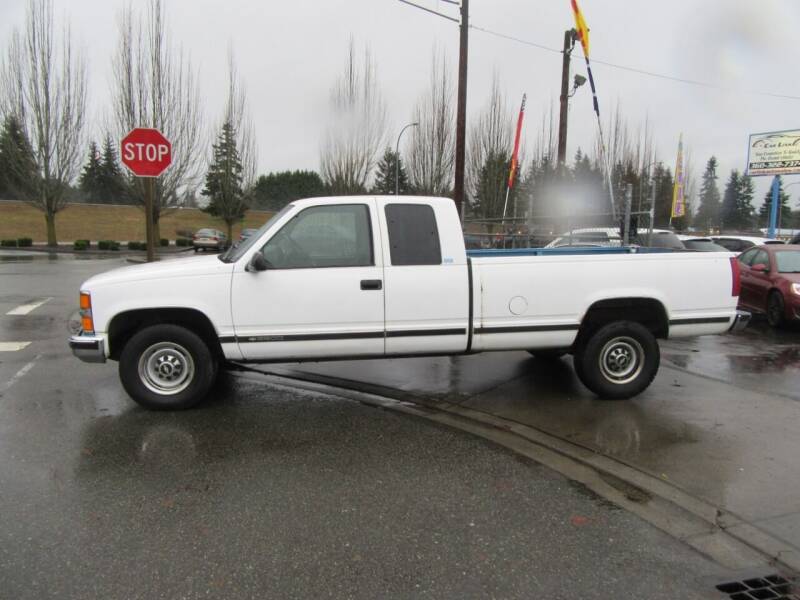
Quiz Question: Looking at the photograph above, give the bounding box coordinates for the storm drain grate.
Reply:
[715,574,797,600]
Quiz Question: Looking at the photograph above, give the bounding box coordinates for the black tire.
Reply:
[573,321,659,400]
[527,348,568,360]
[766,291,786,328]
[118,324,218,410]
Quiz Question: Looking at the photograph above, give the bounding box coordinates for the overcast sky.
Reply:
[2,0,800,207]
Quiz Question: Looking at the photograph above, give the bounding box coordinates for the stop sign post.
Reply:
[120,128,172,262]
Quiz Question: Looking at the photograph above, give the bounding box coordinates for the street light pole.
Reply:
[557,29,576,169]
[395,122,418,196]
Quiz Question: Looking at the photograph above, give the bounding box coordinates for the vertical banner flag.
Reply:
[570,0,598,116]
[507,93,527,189]
[570,0,616,218]
[671,134,686,218]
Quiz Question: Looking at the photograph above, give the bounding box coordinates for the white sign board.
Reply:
[746,129,800,176]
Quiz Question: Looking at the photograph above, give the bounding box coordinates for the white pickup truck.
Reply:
[70,196,749,409]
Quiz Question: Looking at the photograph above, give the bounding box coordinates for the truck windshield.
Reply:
[218,204,294,263]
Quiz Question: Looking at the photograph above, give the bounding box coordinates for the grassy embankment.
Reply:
[0,201,273,243]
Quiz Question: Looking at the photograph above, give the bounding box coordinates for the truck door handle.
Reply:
[360,279,382,290]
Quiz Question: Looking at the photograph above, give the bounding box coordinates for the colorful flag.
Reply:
[507,93,527,189]
[671,134,686,219]
[570,0,590,57]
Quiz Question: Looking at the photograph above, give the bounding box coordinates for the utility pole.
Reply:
[557,29,576,168]
[453,0,469,221]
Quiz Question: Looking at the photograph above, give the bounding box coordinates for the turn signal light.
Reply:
[79,292,94,334]
[79,292,91,310]
[730,257,741,297]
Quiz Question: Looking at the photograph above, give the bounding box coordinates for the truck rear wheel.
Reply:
[119,324,217,410]
[573,321,659,400]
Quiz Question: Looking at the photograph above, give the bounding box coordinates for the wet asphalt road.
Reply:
[0,251,792,598]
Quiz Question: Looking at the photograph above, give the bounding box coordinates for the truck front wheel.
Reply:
[119,324,218,410]
[573,321,659,400]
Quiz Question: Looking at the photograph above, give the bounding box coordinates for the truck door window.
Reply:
[261,204,373,269]
[385,204,441,266]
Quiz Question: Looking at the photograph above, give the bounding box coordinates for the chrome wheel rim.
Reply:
[598,336,644,385]
[138,341,195,395]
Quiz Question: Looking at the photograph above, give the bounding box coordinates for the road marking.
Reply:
[0,354,40,394]
[6,297,52,316]
[0,342,31,351]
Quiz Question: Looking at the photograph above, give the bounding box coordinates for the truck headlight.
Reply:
[792,283,800,296]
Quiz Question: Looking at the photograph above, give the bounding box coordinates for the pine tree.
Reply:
[0,115,38,200]
[99,134,128,203]
[736,174,756,230]
[79,142,103,203]
[694,157,721,232]
[473,150,511,224]
[202,121,246,240]
[758,176,792,229]
[652,163,674,228]
[720,170,755,231]
[371,148,410,195]
[253,170,326,211]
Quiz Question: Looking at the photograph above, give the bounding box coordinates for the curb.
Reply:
[230,364,800,576]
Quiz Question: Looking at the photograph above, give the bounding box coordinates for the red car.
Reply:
[737,244,800,327]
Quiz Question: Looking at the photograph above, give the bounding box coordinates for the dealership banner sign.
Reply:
[746,129,800,176]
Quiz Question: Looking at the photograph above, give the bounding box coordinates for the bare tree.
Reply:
[320,38,387,194]
[110,0,203,239]
[0,0,87,246]
[466,73,512,219]
[222,49,257,193]
[406,49,455,196]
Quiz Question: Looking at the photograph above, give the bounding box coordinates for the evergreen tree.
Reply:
[252,170,326,211]
[737,174,756,230]
[694,157,721,232]
[720,170,755,230]
[99,134,128,203]
[758,176,792,229]
[652,163,674,228]
[0,114,38,200]
[473,150,511,224]
[202,121,246,240]
[371,148,410,195]
[79,141,103,203]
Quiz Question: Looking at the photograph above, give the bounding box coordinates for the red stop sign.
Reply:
[120,128,172,177]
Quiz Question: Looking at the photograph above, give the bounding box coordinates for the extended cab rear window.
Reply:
[385,204,441,266]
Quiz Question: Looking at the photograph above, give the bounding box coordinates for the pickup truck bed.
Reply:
[70,195,749,410]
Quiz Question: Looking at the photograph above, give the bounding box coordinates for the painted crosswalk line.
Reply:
[6,297,52,316]
[0,342,32,352]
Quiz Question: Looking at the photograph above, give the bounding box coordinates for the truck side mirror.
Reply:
[246,253,271,272]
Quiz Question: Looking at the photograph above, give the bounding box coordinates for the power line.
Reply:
[471,24,800,102]
[395,1,800,102]
[396,0,458,23]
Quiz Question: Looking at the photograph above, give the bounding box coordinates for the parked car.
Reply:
[70,195,746,410]
[547,228,684,250]
[239,228,258,244]
[712,235,784,253]
[737,244,800,327]
[791,233,800,245]
[678,236,731,252]
[193,228,228,252]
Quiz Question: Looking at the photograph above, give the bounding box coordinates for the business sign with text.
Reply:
[746,129,800,176]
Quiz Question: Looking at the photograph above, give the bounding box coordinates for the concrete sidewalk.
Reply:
[246,327,800,571]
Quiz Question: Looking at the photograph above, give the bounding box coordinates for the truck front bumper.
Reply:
[69,334,106,363]
[729,310,751,333]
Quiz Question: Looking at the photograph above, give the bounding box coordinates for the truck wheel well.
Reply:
[576,298,668,347]
[107,308,223,361]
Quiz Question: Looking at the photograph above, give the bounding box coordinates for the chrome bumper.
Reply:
[729,310,751,333]
[69,334,106,363]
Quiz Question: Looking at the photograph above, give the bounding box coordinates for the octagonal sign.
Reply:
[120,128,172,177]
